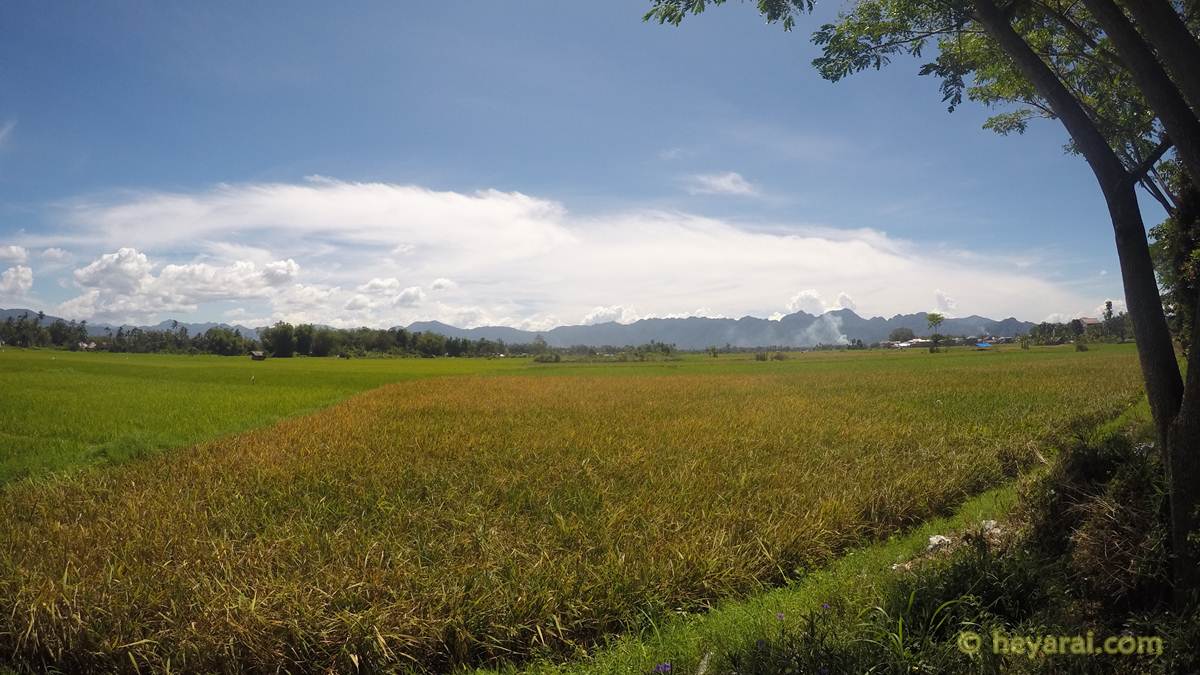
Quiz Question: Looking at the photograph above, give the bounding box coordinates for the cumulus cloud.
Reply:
[0,245,28,264]
[73,248,153,294]
[430,277,456,291]
[59,247,302,323]
[0,265,33,297]
[658,307,726,319]
[357,277,403,295]
[781,289,859,317]
[935,289,958,313]
[684,171,760,197]
[786,289,827,315]
[394,286,425,307]
[40,178,1102,327]
[41,247,70,262]
[581,305,639,325]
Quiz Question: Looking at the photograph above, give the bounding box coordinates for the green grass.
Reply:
[497,486,1021,675]
[0,349,526,481]
[0,344,1146,672]
[1,345,1110,482]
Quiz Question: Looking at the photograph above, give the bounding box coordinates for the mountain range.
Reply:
[407,309,1036,349]
[3,306,1036,349]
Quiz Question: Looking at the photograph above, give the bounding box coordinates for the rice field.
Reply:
[0,345,1145,672]
[0,349,522,482]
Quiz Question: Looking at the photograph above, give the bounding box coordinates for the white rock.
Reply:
[927,534,952,551]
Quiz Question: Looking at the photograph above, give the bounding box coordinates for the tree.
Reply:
[644,0,1200,600]
[415,331,447,357]
[926,312,945,352]
[294,324,315,356]
[310,328,339,357]
[888,326,916,342]
[1151,182,1200,354]
[261,321,296,358]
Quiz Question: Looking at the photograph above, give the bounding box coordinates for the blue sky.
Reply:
[0,0,1160,328]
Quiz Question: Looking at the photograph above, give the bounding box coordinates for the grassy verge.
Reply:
[498,483,1022,675]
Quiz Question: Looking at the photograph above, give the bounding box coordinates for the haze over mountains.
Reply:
[3,306,1035,349]
[407,309,1035,349]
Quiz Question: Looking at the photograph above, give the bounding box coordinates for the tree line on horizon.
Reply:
[2,308,1140,356]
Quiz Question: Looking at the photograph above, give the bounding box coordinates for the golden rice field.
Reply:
[0,346,1144,672]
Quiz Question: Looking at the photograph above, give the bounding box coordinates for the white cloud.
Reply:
[261,259,300,285]
[0,121,14,146]
[394,286,425,307]
[0,265,33,297]
[41,247,70,262]
[358,278,403,295]
[344,294,372,311]
[835,292,856,311]
[684,171,761,197]
[582,305,639,325]
[0,245,28,264]
[73,248,153,294]
[935,289,958,313]
[41,178,1101,327]
[658,307,726,319]
[59,247,304,323]
[786,289,827,315]
[430,277,456,291]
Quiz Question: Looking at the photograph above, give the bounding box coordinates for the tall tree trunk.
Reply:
[1168,281,1200,601]
[972,0,1194,600]
[1102,176,1185,447]
[1119,0,1200,115]
[1081,0,1200,184]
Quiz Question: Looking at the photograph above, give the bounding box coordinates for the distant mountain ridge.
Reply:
[0,308,260,339]
[407,309,1036,349]
[3,307,1035,349]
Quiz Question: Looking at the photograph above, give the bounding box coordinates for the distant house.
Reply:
[250,351,266,361]
[77,341,97,351]
[1079,317,1101,327]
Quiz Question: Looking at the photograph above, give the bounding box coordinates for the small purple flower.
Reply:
[821,602,831,611]
[653,663,672,673]
[775,611,786,621]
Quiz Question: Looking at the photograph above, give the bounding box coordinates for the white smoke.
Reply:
[800,314,849,345]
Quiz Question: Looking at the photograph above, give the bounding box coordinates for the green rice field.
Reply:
[0,345,1145,671]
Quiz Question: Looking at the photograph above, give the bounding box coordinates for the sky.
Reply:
[0,0,1168,329]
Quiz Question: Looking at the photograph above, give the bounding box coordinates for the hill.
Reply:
[407,309,1035,349]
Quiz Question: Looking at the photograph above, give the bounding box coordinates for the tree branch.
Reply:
[1126,136,1175,185]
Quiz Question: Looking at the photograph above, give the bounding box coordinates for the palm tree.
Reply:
[927,312,945,353]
